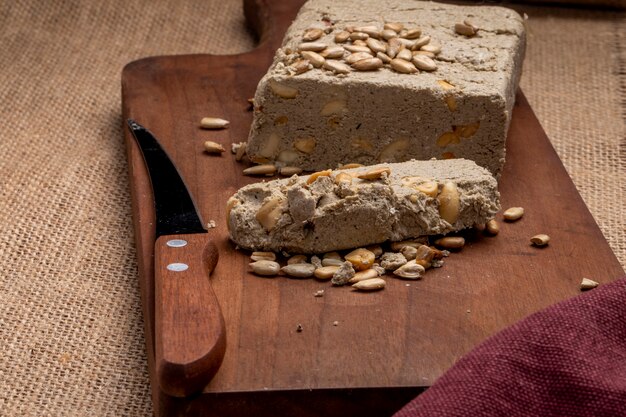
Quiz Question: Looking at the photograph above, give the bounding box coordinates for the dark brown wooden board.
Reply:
[121,0,625,415]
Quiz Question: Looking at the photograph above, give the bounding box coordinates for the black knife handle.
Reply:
[154,233,226,397]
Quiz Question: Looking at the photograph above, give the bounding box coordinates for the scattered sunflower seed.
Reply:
[434,236,465,249]
[393,260,425,279]
[580,278,599,291]
[281,263,316,278]
[530,234,550,247]
[250,251,276,262]
[203,140,226,154]
[352,278,386,291]
[249,260,280,276]
[200,117,229,129]
[243,164,277,176]
[485,219,500,235]
[503,207,524,221]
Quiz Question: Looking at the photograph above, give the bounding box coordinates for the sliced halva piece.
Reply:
[227,159,499,253]
[247,0,526,176]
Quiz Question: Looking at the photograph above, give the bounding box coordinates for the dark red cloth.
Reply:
[395,277,626,417]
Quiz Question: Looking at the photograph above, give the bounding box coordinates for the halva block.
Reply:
[227,158,500,253]
[246,0,526,176]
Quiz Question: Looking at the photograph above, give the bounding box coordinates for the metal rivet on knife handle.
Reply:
[167,263,189,272]
[166,239,188,248]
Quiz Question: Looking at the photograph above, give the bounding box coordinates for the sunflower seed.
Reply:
[434,236,465,249]
[322,252,343,267]
[400,245,417,260]
[269,80,298,99]
[413,50,435,58]
[281,263,316,278]
[350,32,369,41]
[303,28,324,41]
[438,182,460,224]
[306,169,332,184]
[348,268,381,284]
[402,28,422,39]
[530,234,550,247]
[485,219,500,235]
[384,22,404,32]
[390,58,417,74]
[411,36,431,50]
[243,164,277,176]
[279,166,303,176]
[421,43,441,54]
[352,278,386,291]
[396,48,412,61]
[301,50,325,67]
[290,59,312,74]
[250,260,280,276]
[393,260,425,279]
[320,46,345,59]
[344,44,372,54]
[357,166,391,180]
[412,54,437,71]
[334,31,350,43]
[203,140,225,154]
[390,238,428,251]
[366,38,387,53]
[322,258,344,267]
[314,265,340,280]
[346,51,374,64]
[345,248,376,271]
[200,117,229,129]
[503,207,524,221]
[381,29,397,40]
[352,57,383,71]
[376,51,392,63]
[356,25,381,38]
[255,196,284,231]
[298,42,327,52]
[580,278,599,290]
[386,37,403,58]
[288,254,308,264]
[454,22,476,37]
[323,60,352,74]
[251,251,276,262]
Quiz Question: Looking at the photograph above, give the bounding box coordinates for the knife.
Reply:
[127,119,226,397]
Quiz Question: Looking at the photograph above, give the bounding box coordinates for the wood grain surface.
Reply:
[121,0,625,415]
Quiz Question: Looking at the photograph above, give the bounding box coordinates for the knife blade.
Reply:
[127,119,226,397]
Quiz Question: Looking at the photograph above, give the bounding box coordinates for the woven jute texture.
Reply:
[0,1,623,416]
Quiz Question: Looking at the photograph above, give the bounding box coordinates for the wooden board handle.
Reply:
[154,233,226,397]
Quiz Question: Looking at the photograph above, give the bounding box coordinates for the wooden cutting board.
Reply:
[121,0,625,415]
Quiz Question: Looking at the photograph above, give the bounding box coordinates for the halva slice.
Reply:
[227,159,499,253]
[246,0,526,176]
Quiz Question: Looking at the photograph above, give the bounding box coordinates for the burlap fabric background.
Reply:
[0,1,623,415]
